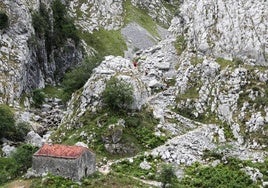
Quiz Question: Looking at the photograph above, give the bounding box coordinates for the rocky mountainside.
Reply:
[1,0,268,187]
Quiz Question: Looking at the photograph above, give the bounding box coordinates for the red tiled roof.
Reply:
[34,144,88,159]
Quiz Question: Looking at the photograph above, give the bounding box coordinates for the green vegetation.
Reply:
[32,89,45,108]
[174,35,187,55]
[216,57,233,69]
[32,0,79,50]
[190,56,204,66]
[52,0,79,46]
[30,172,152,188]
[178,161,258,188]
[52,108,165,158]
[32,3,50,36]
[123,0,159,37]
[159,164,177,188]
[112,154,160,180]
[79,29,127,57]
[216,57,243,69]
[62,56,102,102]
[102,77,133,112]
[0,11,8,29]
[41,85,64,99]
[0,104,15,139]
[0,104,30,141]
[9,121,31,141]
[0,144,38,186]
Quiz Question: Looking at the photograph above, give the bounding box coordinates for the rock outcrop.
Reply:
[170,0,268,65]
[62,55,150,127]
[0,0,82,105]
[69,0,124,32]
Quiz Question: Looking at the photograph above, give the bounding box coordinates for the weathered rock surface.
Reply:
[69,0,124,32]
[1,144,16,156]
[0,0,82,105]
[171,0,268,64]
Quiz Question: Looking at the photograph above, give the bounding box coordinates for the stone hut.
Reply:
[32,144,95,180]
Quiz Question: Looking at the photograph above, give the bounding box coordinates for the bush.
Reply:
[159,164,177,188]
[0,104,15,139]
[0,144,38,185]
[13,122,31,141]
[11,144,38,172]
[32,3,50,35]
[102,77,134,112]
[0,157,18,185]
[62,56,102,102]
[52,0,79,46]
[0,12,8,29]
[32,89,45,108]
[179,162,258,188]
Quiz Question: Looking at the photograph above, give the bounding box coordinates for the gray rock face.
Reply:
[69,0,124,32]
[171,0,268,64]
[0,0,37,105]
[0,0,82,105]
[25,131,44,147]
[2,144,16,156]
[131,0,174,26]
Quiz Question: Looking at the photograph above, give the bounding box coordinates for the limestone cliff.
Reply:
[0,0,82,105]
[170,0,268,64]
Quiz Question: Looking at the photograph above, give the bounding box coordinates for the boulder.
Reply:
[25,131,43,147]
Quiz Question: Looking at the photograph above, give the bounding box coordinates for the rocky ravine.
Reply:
[61,0,268,166]
[0,0,82,106]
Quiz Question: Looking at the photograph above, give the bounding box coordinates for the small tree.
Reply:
[102,77,134,112]
[159,164,177,188]
[0,12,8,30]
[0,104,15,139]
[11,144,38,172]
[32,89,45,108]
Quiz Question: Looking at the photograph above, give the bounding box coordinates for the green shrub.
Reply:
[0,12,8,29]
[0,104,15,139]
[0,144,38,185]
[62,56,102,102]
[52,0,79,46]
[13,122,31,141]
[159,164,177,188]
[179,162,258,188]
[0,157,18,185]
[11,144,38,172]
[32,3,50,35]
[32,89,45,108]
[102,77,134,112]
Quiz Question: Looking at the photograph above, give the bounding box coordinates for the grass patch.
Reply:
[174,35,187,55]
[42,85,64,99]
[30,172,152,188]
[79,29,127,57]
[216,57,233,69]
[176,87,199,101]
[112,154,162,180]
[123,0,159,38]
[216,57,243,69]
[190,56,204,66]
